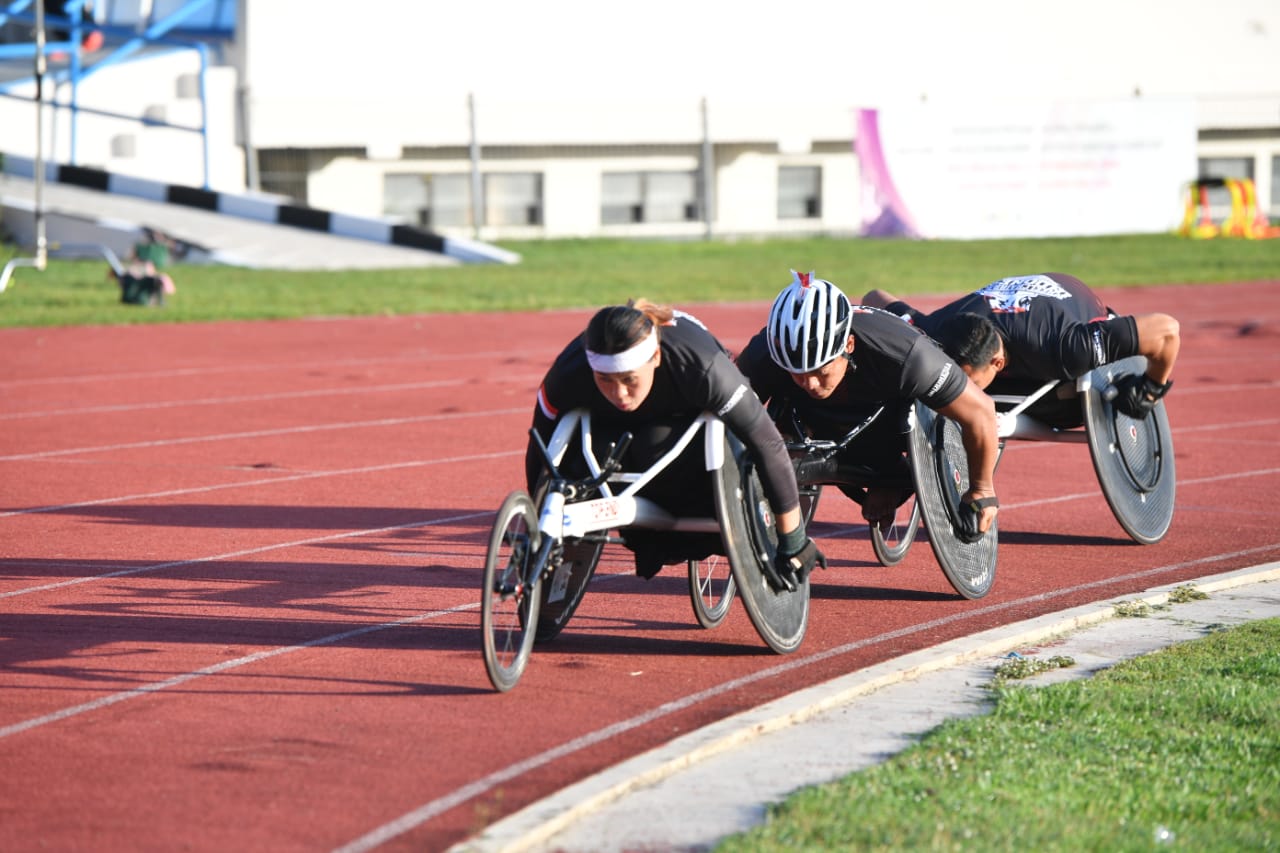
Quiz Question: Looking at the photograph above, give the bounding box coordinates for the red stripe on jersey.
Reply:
[536,384,559,420]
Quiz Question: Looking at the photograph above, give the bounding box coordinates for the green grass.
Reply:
[717,617,1280,852]
[2,233,1277,327]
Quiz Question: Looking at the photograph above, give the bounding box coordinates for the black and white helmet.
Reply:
[766,270,853,373]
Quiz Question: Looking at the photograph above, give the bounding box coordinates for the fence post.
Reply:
[34,0,48,269]
[700,96,714,240]
[468,92,482,239]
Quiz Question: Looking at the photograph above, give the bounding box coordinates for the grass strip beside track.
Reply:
[2,233,1278,327]
[718,617,1280,852]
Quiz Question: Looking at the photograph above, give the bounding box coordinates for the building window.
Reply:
[485,172,543,226]
[601,171,699,224]
[383,173,471,228]
[778,166,821,219]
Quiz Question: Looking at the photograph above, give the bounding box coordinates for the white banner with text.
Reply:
[855,99,1197,239]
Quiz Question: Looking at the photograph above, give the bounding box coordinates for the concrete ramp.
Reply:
[1,156,518,271]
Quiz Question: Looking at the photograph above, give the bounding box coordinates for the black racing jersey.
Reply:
[736,304,969,435]
[891,273,1136,382]
[531,310,799,515]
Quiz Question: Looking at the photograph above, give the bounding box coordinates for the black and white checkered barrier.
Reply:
[1,155,519,265]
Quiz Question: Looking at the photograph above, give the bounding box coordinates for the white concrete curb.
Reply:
[457,561,1280,853]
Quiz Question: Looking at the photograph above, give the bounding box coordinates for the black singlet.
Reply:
[887,273,1139,382]
[736,304,969,431]
[529,310,799,515]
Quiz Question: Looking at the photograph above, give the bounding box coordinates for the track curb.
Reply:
[456,561,1280,853]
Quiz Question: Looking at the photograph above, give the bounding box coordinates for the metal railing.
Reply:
[0,0,234,188]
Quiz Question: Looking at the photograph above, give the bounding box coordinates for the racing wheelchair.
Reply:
[992,355,1175,545]
[480,410,807,693]
[782,400,999,601]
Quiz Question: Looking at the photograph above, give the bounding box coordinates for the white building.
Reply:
[3,0,1278,242]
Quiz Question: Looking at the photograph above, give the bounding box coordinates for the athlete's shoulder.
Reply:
[850,303,928,337]
[661,309,728,357]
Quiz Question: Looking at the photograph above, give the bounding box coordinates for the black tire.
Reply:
[481,491,541,692]
[1083,356,1176,544]
[713,431,809,654]
[688,555,736,628]
[534,537,604,642]
[870,493,920,567]
[908,402,998,599]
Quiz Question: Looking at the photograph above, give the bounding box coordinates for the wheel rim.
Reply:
[870,494,919,566]
[482,492,540,692]
[908,403,997,599]
[689,555,736,628]
[1083,357,1177,544]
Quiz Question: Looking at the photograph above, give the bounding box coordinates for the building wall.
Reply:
[238,0,1280,240]
[4,0,1277,240]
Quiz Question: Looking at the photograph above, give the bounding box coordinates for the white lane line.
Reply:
[0,407,529,462]
[332,542,1280,853]
[1175,381,1280,395]
[0,450,522,519]
[0,379,471,420]
[0,510,490,599]
[991,466,1280,511]
[0,598,481,741]
[0,349,560,389]
[5,413,1273,516]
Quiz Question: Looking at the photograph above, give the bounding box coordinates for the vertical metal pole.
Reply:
[468,92,482,239]
[236,0,258,192]
[197,42,210,188]
[34,0,48,269]
[239,84,259,191]
[701,96,714,240]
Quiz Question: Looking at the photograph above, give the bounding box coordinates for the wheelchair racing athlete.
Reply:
[861,272,1181,426]
[735,271,1001,542]
[527,298,827,591]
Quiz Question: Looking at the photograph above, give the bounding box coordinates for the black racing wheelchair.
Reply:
[782,400,1000,601]
[782,355,1175,603]
[480,410,805,693]
[991,355,1175,545]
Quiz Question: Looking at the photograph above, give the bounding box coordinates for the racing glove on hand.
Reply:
[766,527,827,591]
[1110,374,1173,419]
[957,495,999,544]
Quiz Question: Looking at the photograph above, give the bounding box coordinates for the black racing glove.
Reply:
[957,496,999,544]
[765,530,827,592]
[1110,374,1172,420]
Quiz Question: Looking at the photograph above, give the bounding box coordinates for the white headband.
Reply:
[586,326,659,374]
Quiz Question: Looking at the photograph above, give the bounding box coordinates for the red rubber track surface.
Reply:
[2,282,1278,852]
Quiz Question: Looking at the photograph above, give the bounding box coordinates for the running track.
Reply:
[2,281,1278,852]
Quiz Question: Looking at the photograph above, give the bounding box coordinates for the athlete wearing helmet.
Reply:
[862,273,1180,425]
[737,271,1000,539]
[529,298,825,590]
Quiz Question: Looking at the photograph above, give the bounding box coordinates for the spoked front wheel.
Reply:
[481,491,542,692]
[688,555,736,628]
[870,493,920,567]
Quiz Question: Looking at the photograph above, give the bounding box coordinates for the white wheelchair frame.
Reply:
[481,409,808,692]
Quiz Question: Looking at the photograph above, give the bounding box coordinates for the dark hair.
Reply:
[585,298,672,354]
[935,312,1002,368]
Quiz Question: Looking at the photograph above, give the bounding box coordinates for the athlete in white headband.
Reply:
[582,308,663,414]
[585,325,658,375]
[528,298,825,590]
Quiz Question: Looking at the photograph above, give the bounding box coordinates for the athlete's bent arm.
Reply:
[934,378,1001,533]
[861,289,897,309]
[1134,312,1180,385]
